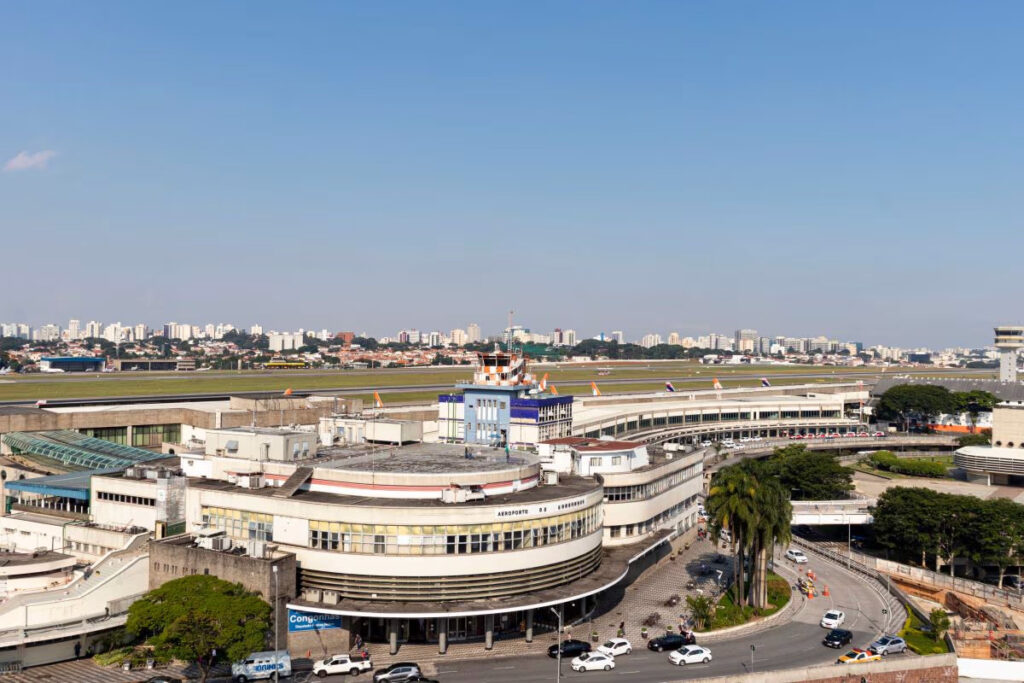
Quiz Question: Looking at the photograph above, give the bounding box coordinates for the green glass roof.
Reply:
[1,430,164,471]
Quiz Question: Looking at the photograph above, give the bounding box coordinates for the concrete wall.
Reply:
[690,653,957,682]
[992,403,1024,447]
[149,537,297,647]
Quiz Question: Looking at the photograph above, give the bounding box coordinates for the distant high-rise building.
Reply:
[407,329,421,344]
[735,329,758,354]
[85,321,102,339]
[134,323,148,341]
[250,324,264,336]
[466,323,481,344]
[67,319,80,340]
[450,328,467,346]
[640,333,662,348]
[611,331,625,344]
[562,329,577,347]
[15,324,29,340]
[667,332,681,346]
[268,332,303,352]
[428,331,444,347]
[204,324,216,338]
[398,330,411,344]
[102,322,123,343]
[35,324,61,342]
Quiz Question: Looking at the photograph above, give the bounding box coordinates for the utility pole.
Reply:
[549,606,563,683]
[273,565,279,681]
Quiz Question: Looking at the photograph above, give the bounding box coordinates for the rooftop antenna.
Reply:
[506,309,515,352]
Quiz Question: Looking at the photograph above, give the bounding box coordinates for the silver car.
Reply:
[869,635,907,655]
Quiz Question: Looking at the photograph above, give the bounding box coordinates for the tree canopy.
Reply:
[876,384,998,427]
[872,487,1024,582]
[126,575,272,683]
[766,444,854,500]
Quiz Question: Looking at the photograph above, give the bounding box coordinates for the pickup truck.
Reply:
[312,653,373,677]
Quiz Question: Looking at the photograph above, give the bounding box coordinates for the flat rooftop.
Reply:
[316,442,536,474]
[189,471,598,508]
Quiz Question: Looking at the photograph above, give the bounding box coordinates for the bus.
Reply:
[265,359,308,370]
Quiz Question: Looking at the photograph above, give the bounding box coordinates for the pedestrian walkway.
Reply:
[0,658,195,683]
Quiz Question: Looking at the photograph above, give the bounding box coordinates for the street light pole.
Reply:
[549,606,563,683]
[273,565,279,682]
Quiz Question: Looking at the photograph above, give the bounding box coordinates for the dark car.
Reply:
[547,639,592,658]
[823,628,853,649]
[647,632,697,652]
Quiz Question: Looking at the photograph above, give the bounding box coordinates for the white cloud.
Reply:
[3,150,57,172]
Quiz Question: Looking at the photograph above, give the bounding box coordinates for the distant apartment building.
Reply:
[134,323,148,341]
[611,330,625,344]
[67,319,81,340]
[734,329,758,353]
[552,328,577,347]
[450,328,467,346]
[269,332,304,352]
[250,324,264,336]
[466,323,481,343]
[85,321,102,339]
[667,332,681,346]
[640,333,662,348]
[33,324,61,342]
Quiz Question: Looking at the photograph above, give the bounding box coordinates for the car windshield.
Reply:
[826,612,840,619]
[877,637,892,645]
[578,653,590,660]
[602,641,616,648]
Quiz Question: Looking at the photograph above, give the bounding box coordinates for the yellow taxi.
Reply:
[837,648,882,665]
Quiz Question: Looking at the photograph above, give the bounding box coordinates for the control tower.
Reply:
[994,326,1024,382]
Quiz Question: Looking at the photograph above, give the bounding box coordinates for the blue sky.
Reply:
[1,2,1021,347]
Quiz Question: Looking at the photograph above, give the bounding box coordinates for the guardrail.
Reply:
[791,538,958,655]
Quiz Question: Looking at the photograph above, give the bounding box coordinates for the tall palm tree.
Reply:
[747,479,792,608]
[706,465,757,606]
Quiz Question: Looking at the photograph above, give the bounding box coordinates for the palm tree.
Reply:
[706,466,757,606]
[747,478,792,608]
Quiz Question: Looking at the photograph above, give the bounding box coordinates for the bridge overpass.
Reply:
[790,498,876,525]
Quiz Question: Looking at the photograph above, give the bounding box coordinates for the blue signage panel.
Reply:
[288,610,343,632]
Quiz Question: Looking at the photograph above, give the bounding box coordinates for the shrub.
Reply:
[869,451,947,478]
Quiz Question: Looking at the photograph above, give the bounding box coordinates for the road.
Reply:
[309,551,896,683]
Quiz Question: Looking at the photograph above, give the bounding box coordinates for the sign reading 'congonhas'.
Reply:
[288,610,343,632]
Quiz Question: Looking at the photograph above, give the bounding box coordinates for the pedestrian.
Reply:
[74,642,81,659]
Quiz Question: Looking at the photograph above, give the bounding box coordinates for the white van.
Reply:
[232,650,291,682]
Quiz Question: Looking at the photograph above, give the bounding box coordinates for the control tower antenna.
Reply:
[507,309,515,352]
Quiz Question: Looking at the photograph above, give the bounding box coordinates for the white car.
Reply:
[700,440,712,447]
[668,645,713,666]
[570,652,615,672]
[786,548,809,564]
[820,610,846,629]
[313,653,373,677]
[597,638,632,657]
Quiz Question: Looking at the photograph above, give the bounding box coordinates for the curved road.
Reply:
[312,547,898,683]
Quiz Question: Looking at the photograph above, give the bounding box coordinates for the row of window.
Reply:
[604,463,702,502]
[201,507,274,541]
[607,495,699,538]
[307,506,601,555]
[97,491,156,507]
[590,409,844,437]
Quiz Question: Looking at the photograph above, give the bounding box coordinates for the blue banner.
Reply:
[288,610,343,632]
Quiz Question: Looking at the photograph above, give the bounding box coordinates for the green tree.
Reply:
[685,594,714,630]
[126,575,272,683]
[706,466,757,606]
[976,499,1024,588]
[928,608,950,641]
[957,432,991,447]
[768,445,854,500]
[871,487,941,566]
[746,471,792,608]
[952,390,997,433]
[876,384,956,429]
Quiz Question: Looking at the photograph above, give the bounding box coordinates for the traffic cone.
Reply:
[823,585,830,597]
[808,589,814,599]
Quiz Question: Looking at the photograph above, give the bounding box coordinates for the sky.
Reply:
[1,2,1021,348]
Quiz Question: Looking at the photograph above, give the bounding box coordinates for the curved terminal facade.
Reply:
[956,401,1024,485]
[181,436,634,652]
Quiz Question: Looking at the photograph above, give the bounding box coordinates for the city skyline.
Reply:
[3,4,1022,348]
[0,314,1002,352]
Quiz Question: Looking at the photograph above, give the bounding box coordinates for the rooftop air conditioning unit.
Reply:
[545,471,559,486]
[211,537,232,551]
[247,540,267,559]
[304,588,323,603]
[322,590,340,605]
